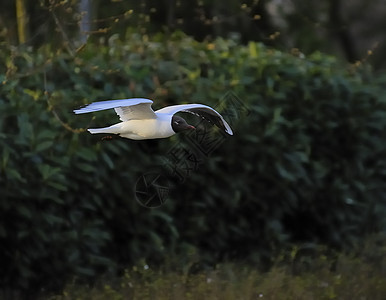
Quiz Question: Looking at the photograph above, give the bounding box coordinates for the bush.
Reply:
[53,239,386,300]
[1,32,386,294]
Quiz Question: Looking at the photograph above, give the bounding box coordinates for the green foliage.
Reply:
[53,240,386,300]
[1,32,386,294]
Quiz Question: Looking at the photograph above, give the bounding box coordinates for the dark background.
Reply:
[1,0,386,297]
[2,0,386,69]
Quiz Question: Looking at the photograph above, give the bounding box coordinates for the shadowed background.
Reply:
[1,0,386,297]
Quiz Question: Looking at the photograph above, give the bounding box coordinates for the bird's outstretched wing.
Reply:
[156,104,233,135]
[73,98,157,121]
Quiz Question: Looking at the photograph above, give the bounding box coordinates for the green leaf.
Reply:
[77,147,98,161]
[17,206,32,219]
[102,152,114,169]
[77,163,96,173]
[48,182,68,191]
[6,169,26,182]
[38,164,60,180]
[36,141,54,152]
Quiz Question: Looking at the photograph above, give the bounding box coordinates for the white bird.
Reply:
[74,98,233,140]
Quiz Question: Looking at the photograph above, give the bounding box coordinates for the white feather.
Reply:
[156,104,233,135]
[73,98,153,114]
[74,98,233,140]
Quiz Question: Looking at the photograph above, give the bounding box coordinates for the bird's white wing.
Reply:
[73,98,156,121]
[156,104,233,135]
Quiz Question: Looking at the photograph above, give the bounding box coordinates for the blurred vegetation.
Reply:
[1,29,386,298]
[53,236,386,300]
[1,0,386,298]
[1,0,385,69]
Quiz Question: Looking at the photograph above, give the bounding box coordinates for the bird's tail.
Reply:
[88,126,116,135]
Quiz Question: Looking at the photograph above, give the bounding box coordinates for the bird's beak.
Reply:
[187,125,196,130]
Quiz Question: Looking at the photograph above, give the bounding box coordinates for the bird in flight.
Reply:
[74,98,233,140]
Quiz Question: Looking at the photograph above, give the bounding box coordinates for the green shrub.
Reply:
[53,241,386,300]
[1,32,386,294]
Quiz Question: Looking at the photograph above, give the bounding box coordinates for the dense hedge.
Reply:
[1,32,386,294]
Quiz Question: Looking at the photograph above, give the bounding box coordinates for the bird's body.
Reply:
[88,114,174,140]
[74,98,233,140]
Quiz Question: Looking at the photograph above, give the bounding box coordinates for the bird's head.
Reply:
[171,115,195,133]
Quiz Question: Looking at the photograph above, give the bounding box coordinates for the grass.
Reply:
[50,240,386,300]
